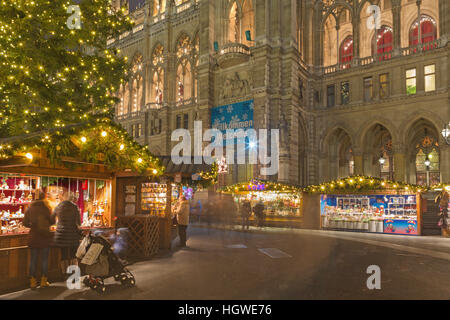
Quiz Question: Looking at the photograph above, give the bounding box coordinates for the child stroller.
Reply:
[76,231,136,294]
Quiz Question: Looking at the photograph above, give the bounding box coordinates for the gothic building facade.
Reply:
[111,0,450,186]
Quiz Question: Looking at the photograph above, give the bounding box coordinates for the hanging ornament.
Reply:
[56,178,59,200]
[75,178,80,201]
[12,177,16,203]
[46,176,51,198]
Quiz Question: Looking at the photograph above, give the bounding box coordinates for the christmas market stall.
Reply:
[221,180,303,228]
[0,156,115,293]
[302,176,426,236]
[0,123,163,292]
[115,156,213,253]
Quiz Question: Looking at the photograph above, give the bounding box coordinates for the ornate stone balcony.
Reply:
[216,43,251,68]
[319,38,446,76]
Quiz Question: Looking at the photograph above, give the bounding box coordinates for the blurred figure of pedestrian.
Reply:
[436,188,449,233]
[253,200,265,228]
[241,200,252,230]
[23,190,55,289]
[176,195,190,247]
[52,190,81,278]
[204,199,214,228]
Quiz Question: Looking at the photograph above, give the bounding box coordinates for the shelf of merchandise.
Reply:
[141,183,167,217]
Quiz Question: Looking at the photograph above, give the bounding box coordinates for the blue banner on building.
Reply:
[211,100,254,144]
[211,100,254,146]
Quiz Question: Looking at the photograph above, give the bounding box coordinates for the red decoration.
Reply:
[82,179,88,190]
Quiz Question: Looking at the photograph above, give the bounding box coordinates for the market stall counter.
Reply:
[0,163,114,293]
[302,176,425,236]
[115,175,175,256]
[221,180,303,228]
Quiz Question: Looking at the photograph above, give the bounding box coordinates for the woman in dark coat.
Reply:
[23,191,56,289]
[52,192,81,275]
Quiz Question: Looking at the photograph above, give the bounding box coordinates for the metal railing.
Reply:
[320,38,444,75]
[218,42,251,56]
[175,97,197,107]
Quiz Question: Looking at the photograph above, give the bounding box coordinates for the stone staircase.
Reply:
[422,192,441,236]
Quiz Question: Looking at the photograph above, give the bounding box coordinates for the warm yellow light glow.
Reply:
[25,153,33,160]
[119,144,124,150]
[81,137,87,143]
[137,158,143,163]
[152,169,157,174]
[101,131,107,137]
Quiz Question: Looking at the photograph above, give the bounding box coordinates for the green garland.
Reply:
[221,179,302,194]
[303,175,426,194]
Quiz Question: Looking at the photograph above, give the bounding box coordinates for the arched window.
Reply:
[409,15,437,47]
[176,60,192,104]
[117,84,125,116]
[122,82,129,114]
[193,35,199,100]
[175,35,194,105]
[152,69,164,104]
[130,54,144,112]
[228,0,254,47]
[415,137,440,186]
[151,44,164,105]
[339,36,353,64]
[131,79,138,113]
[372,26,393,55]
[152,0,166,16]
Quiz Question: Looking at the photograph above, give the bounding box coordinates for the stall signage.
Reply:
[383,219,418,235]
[247,183,265,191]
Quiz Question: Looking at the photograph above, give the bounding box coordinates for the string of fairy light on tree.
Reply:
[0,0,164,174]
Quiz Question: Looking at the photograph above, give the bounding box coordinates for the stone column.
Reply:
[393,144,406,182]
[392,0,402,55]
[353,150,364,175]
[438,0,450,42]
[352,16,360,62]
[440,142,450,182]
[335,25,340,65]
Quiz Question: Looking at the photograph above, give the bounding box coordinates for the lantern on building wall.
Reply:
[218,157,228,174]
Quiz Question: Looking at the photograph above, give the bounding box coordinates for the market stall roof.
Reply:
[158,156,212,177]
[221,179,302,194]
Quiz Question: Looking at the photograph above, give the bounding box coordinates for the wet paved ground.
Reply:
[1,225,449,300]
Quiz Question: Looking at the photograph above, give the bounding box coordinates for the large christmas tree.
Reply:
[0,0,162,174]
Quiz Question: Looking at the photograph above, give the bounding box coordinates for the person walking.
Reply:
[23,190,55,289]
[253,200,265,228]
[176,195,190,247]
[436,188,449,235]
[241,200,252,230]
[52,191,81,277]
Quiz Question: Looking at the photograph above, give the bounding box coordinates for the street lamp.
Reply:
[378,156,386,165]
[442,122,450,146]
[424,155,431,186]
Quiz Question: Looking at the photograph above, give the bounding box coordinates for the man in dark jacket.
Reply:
[253,200,265,228]
[23,191,55,289]
[241,200,252,230]
[52,191,81,276]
